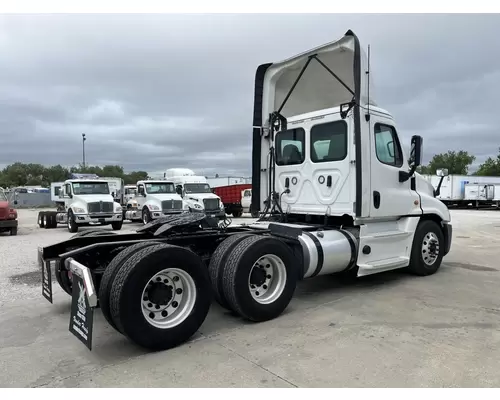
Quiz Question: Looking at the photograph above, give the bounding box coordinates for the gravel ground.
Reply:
[0,209,255,307]
[2,208,500,387]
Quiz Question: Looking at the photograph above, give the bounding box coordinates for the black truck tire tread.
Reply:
[99,241,159,332]
[109,243,212,350]
[71,229,116,238]
[408,220,445,276]
[222,235,298,322]
[38,211,46,228]
[208,233,253,310]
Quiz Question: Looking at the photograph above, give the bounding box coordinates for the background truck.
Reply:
[37,177,123,233]
[165,168,225,218]
[37,29,452,354]
[212,184,251,217]
[124,185,137,203]
[0,187,18,236]
[124,180,187,224]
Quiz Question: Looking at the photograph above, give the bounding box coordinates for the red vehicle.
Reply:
[0,189,18,236]
[212,184,251,218]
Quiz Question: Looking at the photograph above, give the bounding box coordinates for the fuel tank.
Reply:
[298,229,358,278]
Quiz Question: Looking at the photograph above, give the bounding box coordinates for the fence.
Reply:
[5,191,55,208]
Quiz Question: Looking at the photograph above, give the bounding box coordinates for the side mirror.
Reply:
[436,168,449,177]
[176,186,182,195]
[409,135,423,168]
[399,135,423,183]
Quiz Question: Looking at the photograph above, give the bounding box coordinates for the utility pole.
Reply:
[82,133,86,169]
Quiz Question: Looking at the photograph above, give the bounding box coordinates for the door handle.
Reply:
[373,191,380,209]
[326,176,332,187]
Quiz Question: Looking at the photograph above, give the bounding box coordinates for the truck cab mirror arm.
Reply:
[399,135,423,183]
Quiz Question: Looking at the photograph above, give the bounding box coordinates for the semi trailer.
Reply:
[37,30,452,353]
[212,183,252,217]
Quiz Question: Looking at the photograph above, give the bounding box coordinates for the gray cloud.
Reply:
[0,13,499,176]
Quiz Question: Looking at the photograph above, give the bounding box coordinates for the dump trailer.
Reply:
[37,30,453,352]
[213,184,251,217]
[0,188,18,236]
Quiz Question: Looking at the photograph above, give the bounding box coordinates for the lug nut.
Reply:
[173,276,179,282]
[255,291,260,296]
[149,312,155,319]
[266,264,270,268]
[263,285,268,290]
[161,310,168,317]
[164,279,169,284]
[156,277,161,282]
[143,296,148,301]
[176,288,183,294]
[172,301,178,308]
[155,305,160,310]
[266,274,271,279]
[251,285,256,289]
[148,303,153,308]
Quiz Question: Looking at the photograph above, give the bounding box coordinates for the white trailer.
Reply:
[206,176,251,188]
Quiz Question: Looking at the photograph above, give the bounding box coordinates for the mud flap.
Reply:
[39,247,53,304]
[69,273,94,350]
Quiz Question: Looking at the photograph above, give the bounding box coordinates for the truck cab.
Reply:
[124,185,138,203]
[56,179,123,233]
[165,168,225,218]
[0,188,18,236]
[241,188,254,215]
[124,180,187,224]
[251,29,452,277]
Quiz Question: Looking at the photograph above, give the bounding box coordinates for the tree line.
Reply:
[416,147,500,176]
[1,146,500,188]
[0,162,150,188]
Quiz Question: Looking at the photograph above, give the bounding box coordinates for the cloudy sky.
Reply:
[0,13,498,177]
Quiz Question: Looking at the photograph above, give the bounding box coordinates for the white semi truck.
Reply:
[38,176,123,232]
[165,168,225,218]
[38,30,452,353]
[123,180,188,224]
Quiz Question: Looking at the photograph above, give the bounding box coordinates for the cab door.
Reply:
[369,117,421,218]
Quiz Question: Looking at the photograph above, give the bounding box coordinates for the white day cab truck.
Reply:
[38,177,124,233]
[38,30,452,353]
[165,168,225,218]
[124,180,188,224]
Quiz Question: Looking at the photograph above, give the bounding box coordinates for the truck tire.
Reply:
[109,244,212,350]
[111,221,123,231]
[67,210,78,233]
[233,209,243,218]
[99,241,159,333]
[10,227,18,236]
[38,211,46,228]
[44,212,57,229]
[208,233,254,311]
[142,208,152,225]
[250,206,259,218]
[222,235,298,322]
[407,220,445,276]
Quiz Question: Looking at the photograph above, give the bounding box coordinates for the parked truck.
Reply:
[123,180,188,224]
[165,168,225,218]
[38,30,452,353]
[37,176,123,233]
[212,184,251,217]
[0,188,18,236]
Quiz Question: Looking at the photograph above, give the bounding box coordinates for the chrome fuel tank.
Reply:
[298,229,358,278]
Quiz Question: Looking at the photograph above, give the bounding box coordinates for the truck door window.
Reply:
[310,120,347,163]
[374,123,403,168]
[275,128,305,166]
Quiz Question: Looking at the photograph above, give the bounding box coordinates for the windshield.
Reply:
[184,183,212,194]
[0,190,7,201]
[72,182,110,195]
[145,182,175,194]
[125,188,137,195]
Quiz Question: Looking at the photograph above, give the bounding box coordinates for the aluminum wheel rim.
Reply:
[421,232,440,266]
[248,254,287,305]
[141,268,196,329]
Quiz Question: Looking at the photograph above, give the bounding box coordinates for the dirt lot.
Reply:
[1,208,500,387]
